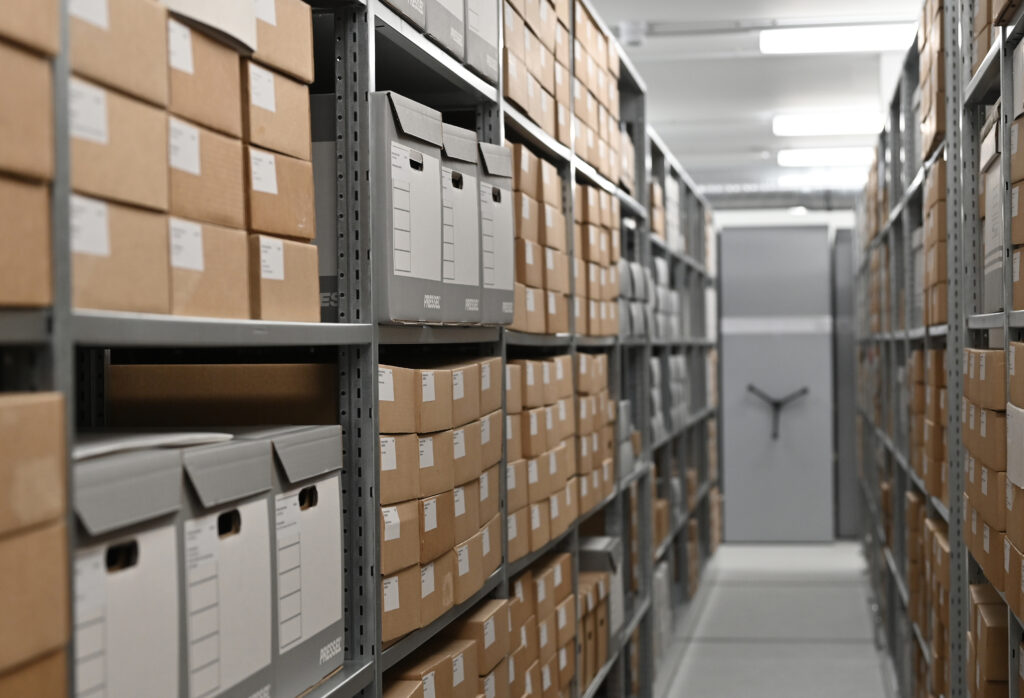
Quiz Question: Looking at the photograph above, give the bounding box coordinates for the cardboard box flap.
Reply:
[160,0,257,52]
[479,143,513,178]
[74,449,182,535]
[386,91,443,146]
[579,535,621,571]
[183,440,273,507]
[235,425,342,484]
[442,123,479,164]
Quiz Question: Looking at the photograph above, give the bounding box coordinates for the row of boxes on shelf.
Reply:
[648,355,686,445]
[573,185,623,337]
[904,491,930,695]
[922,161,949,326]
[383,0,500,84]
[7,425,347,698]
[909,349,949,504]
[919,0,946,159]
[374,92,515,325]
[619,260,657,339]
[649,257,685,342]
[966,582,1011,698]
[973,0,1024,81]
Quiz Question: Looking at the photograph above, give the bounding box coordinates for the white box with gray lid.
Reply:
[181,440,275,698]
[441,123,482,324]
[478,142,515,324]
[372,91,445,323]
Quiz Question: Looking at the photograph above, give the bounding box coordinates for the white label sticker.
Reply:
[482,363,491,391]
[421,372,436,402]
[70,195,110,257]
[423,673,436,698]
[507,464,517,490]
[525,242,534,265]
[982,410,988,438]
[984,525,990,553]
[525,671,533,695]
[259,236,285,280]
[526,362,535,386]
[559,647,567,669]
[558,605,567,629]
[542,362,551,386]
[546,407,554,431]
[981,354,987,381]
[508,513,518,540]
[539,620,548,648]
[423,498,438,532]
[381,437,397,471]
[379,368,395,402]
[982,468,989,495]
[453,371,465,401]
[249,62,277,112]
[480,471,490,501]
[70,0,109,28]
[453,430,466,460]
[484,674,495,698]
[421,563,435,598]
[549,452,557,476]
[528,460,539,484]
[453,653,465,687]
[530,412,539,436]
[255,0,277,24]
[169,117,202,176]
[484,617,496,648]
[250,149,279,194]
[526,288,536,312]
[548,292,556,315]
[531,505,541,529]
[457,545,470,576]
[559,400,567,421]
[1009,482,1015,512]
[383,576,400,612]
[481,418,491,445]
[542,666,551,690]
[549,494,559,519]
[169,217,205,271]
[554,564,563,588]
[70,78,108,144]
[383,506,401,541]
[546,247,555,270]
[454,487,466,517]
[168,19,194,74]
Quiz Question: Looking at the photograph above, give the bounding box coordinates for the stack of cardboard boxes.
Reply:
[0,6,56,308]
[619,259,654,338]
[511,144,570,334]
[649,180,665,240]
[710,485,723,554]
[577,568,612,689]
[619,129,636,195]
[906,491,927,637]
[574,352,616,516]
[0,393,67,694]
[923,161,948,326]
[652,258,683,343]
[919,0,946,160]
[508,555,577,697]
[967,583,1008,698]
[881,478,893,545]
[572,1,621,182]
[664,175,684,254]
[68,0,320,321]
[378,358,504,643]
[502,0,570,146]
[924,516,951,694]
[575,184,621,337]
[924,350,949,504]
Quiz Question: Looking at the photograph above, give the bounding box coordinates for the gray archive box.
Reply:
[181,440,275,698]
[441,123,483,324]
[478,142,515,324]
[73,444,184,698]
[425,0,466,58]
[371,92,445,323]
[464,0,499,83]
[235,426,346,698]
[579,536,625,636]
[382,0,426,28]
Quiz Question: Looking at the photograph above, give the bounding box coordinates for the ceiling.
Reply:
[590,0,922,209]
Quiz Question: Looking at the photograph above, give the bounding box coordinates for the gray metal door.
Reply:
[721,227,834,542]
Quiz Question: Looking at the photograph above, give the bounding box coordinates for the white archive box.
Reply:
[72,439,188,698]
[180,440,275,698]
[440,123,482,324]
[425,0,466,59]
[235,426,345,697]
[478,142,515,324]
[371,91,445,324]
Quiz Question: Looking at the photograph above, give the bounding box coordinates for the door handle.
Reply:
[747,384,810,440]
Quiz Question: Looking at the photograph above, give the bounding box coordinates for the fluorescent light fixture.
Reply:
[760,23,917,55]
[778,168,869,191]
[777,146,874,168]
[788,206,809,216]
[772,111,883,137]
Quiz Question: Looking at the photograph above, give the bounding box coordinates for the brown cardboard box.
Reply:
[480,410,503,468]
[398,650,453,698]
[420,550,456,626]
[382,680,423,698]
[510,359,546,408]
[516,237,545,288]
[481,514,501,576]
[419,491,455,563]
[380,433,420,504]
[506,363,524,414]
[448,638,479,698]
[534,565,555,618]
[107,362,338,426]
[453,421,483,486]
[503,48,529,109]
[522,406,550,457]
[480,464,500,524]
[0,393,64,537]
[253,0,314,83]
[539,655,558,698]
[479,658,510,698]
[529,500,551,551]
[169,118,245,228]
[417,430,455,497]
[977,601,1009,681]
[245,145,316,239]
[452,599,510,674]
[1012,342,1024,406]
[480,357,502,415]
[378,364,454,434]
[242,59,311,160]
[71,0,167,105]
[508,506,529,561]
[71,77,167,209]
[512,283,546,333]
[454,479,481,544]
[170,220,249,318]
[381,500,419,576]
[541,205,568,252]
[0,0,59,55]
[515,192,540,242]
[512,145,540,199]
[0,522,67,673]
[248,233,319,321]
[966,349,1006,409]
[504,3,526,59]
[537,611,556,663]
[526,454,551,503]
[72,197,170,313]
[555,594,575,646]
[507,413,523,462]
[0,650,66,697]
[0,177,51,306]
[510,569,534,632]
[509,644,528,697]
[545,292,569,333]
[454,534,484,603]
[167,18,242,137]
[540,159,561,205]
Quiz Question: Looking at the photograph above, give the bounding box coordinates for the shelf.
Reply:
[574,158,617,194]
[907,326,926,340]
[580,647,618,698]
[576,335,617,348]
[0,308,51,345]
[508,522,576,578]
[381,569,503,672]
[378,324,501,344]
[71,310,374,348]
[931,496,950,523]
[929,324,948,337]
[621,336,648,347]
[372,0,498,104]
[964,34,1001,106]
[305,660,376,698]
[1009,311,1024,328]
[968,313,1004,329]
[884,547,909,607]
[504,104,572,164]
[505,330,572,348]
[681,253,707,276]
[655,532,674,560]
[618,190,647,221]
[620,459,652,488]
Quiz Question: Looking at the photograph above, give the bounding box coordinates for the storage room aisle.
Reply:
[660,544,894,698]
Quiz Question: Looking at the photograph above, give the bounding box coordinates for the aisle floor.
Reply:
[661,543,894,698]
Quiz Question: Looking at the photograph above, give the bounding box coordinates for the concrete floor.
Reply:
[661,543,895,698]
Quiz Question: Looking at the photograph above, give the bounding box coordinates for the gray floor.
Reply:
[660,543,895,698]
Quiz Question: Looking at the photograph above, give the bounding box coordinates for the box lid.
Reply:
[441,123,479,165]
[479,142,513,178]
[183,440,273,508]
[235,425,343,484]
[74,449,182,535]
[579,535,621,571]
[385,91,443,147]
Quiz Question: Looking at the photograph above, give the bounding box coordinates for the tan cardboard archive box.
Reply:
[246,145,316,240]
[167,16,243,137]
[0,40,53,181]
[381,500,420,576]
[380,433,420,504]
[378,364,455,434]
[0,177,51,306]
[253,0,314,83]
[0,393,65,537]
[248,233,319,322]
[169,116,245,228]
[170,219,249,318]
[243,59,312,160]
[0,0,59,55]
